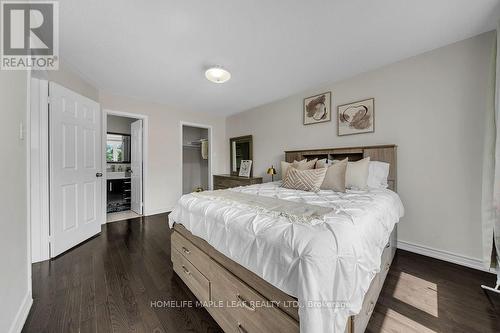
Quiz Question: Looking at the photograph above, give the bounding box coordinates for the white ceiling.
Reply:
[60,0,500,116]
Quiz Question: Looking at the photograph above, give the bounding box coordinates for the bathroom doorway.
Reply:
[104,111,147,223]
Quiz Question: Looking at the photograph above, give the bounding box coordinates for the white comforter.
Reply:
[168,182,404,333]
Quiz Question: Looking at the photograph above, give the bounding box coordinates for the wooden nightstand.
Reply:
[213,174,263,190]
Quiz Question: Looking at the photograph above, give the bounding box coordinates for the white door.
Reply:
[130,119,143,214]
[49,82,102,257]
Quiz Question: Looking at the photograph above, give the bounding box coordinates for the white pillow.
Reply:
[367,161,390,189]
[345,157,370,189]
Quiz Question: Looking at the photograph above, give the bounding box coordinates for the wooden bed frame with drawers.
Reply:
[171,144,398,333]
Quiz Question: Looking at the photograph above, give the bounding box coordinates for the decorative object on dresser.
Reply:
[267,165,277,181]
[213,174,263,190]
[238,160,252,177]
[230,135,253,176]
[337,98,375,136]
[303,91,331,125]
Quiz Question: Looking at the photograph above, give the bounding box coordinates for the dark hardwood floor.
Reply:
[23,213,499,333]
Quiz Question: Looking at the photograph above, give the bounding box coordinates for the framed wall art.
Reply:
[303,92,331,125]
[337,98,375,136]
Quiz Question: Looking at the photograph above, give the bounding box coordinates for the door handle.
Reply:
[96,172,103,178]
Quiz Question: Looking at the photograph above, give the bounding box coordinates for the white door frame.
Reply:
[102,109,148,221]
[29,77,50,263]
[180,121,213,195]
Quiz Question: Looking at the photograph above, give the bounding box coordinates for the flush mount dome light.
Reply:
[205,66,231,83]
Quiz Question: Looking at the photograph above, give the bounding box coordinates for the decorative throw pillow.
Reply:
[293,158,317,170]
[280,159,306,179]
[282,167,327,192]
[320,158,348,192]
[316,158,328,168]
[367,161,390,189]
[345,157,371,189]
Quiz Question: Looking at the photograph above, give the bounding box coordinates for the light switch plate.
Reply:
[19,122,25,140]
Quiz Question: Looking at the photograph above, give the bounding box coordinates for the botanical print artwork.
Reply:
[239,160,252,177]
[303,92,331,125]
[337,98,375,136]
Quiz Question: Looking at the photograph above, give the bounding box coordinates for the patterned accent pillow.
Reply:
[282,167,327,192]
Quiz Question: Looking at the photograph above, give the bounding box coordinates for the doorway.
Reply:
[181,122,212,194]
[104,111,147,223]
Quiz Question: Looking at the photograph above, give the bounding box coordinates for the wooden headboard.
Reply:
[284,144,397,191]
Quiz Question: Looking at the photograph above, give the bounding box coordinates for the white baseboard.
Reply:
[397,240,496,274]
[8,290,32,333]
[144,207,171,216]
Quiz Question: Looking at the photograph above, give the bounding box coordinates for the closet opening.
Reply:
[181,123,212,194]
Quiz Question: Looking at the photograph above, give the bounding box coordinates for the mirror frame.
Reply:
[230,135,253,177]
[106,132,131,164]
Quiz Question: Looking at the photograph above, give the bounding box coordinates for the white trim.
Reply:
[397,240,497,273]
[144,207,173,216]
[180,121,213,196]
[8,290,33,333]
[103,109,149,223]
[15,70,33,333]
[25,69,32,298]
[29,78,50,263]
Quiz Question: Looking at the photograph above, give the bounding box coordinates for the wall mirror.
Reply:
[106,133,131,163]
[230,135,253,176]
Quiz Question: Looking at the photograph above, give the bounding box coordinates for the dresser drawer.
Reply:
[172,248,210,302]
[214,178,245,189]
[213,175,263,190]
[210,260,299,333]
[171,231,211,275]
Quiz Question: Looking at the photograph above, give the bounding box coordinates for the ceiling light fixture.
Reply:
[205,66,231,83]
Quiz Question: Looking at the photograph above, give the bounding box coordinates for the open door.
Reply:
[130,119,143,214]
[49,82,102,257]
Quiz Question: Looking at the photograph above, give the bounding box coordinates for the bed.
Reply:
[168,145,404,333]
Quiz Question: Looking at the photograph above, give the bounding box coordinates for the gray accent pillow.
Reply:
[320,158,348,192]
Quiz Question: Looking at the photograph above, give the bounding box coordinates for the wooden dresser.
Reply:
[213,174,263,190]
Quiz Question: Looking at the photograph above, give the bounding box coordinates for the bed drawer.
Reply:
[352,275,380,333]
[379,241,393,284]
[211,260,299,333]
[171,230,211,275]
[172,248,210,302]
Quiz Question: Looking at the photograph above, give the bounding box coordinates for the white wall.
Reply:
[100,92,228,215]
[0,71,31,332]
[226,32,494,264]
[107,115,135,134]
[32,61,99,101]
